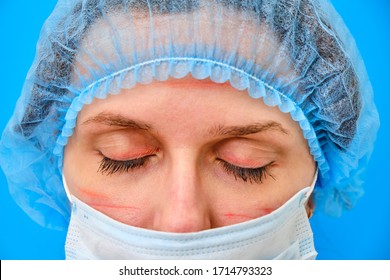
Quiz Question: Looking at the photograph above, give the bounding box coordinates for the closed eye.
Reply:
[98,155,153,175]
[218,159,275,184]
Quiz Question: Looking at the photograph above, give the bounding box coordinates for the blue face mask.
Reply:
[64,172,317,260]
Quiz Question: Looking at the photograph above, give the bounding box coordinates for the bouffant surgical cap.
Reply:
[0,0,379,230]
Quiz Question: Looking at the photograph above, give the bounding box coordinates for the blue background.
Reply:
[0,0,389,259]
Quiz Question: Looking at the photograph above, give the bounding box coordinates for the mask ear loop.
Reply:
[62,174,73,203]
[305,168,318,218]
[307,196,315,218]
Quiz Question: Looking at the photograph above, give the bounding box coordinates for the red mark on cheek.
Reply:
[89,202,140,211]
[78,188,108,200]
[223,213,257,220]
[223,208,276,223]
[257,208,275,216]
[77,188,140,212]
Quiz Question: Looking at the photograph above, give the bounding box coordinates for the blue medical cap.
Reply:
[0,0,379,230]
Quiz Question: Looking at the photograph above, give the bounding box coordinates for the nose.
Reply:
[152,152,211,233]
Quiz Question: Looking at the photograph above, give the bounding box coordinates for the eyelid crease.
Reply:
[98,147,160,161]
[208,121,289,137]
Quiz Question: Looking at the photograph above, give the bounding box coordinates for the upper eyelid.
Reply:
[101,154,272,168]
[98,155,274,180]
[101,153,154,161]
[98,147,160,160]
[216,157,273,169]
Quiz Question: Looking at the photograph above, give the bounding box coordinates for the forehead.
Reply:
[76,76,302,139]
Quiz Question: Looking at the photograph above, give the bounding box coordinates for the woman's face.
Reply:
[63,76,316,233]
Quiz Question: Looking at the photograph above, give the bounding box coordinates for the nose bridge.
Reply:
[153,148,211,233]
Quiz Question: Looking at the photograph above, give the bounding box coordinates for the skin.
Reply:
[63,76,316,233]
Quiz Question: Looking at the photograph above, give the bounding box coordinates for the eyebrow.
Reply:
[82,112,289,136]
[82,112,152,131]
[208,121,289,137]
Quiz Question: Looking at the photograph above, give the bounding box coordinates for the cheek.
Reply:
[206,163,311,227]
[213,194,280,226]
[204,175,282,227]
[63,148,159,228]
[70,181,157,228]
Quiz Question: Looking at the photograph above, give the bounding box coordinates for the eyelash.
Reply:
[98,156,275,184]
[218,159,275,184]
[98,156,150,175]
